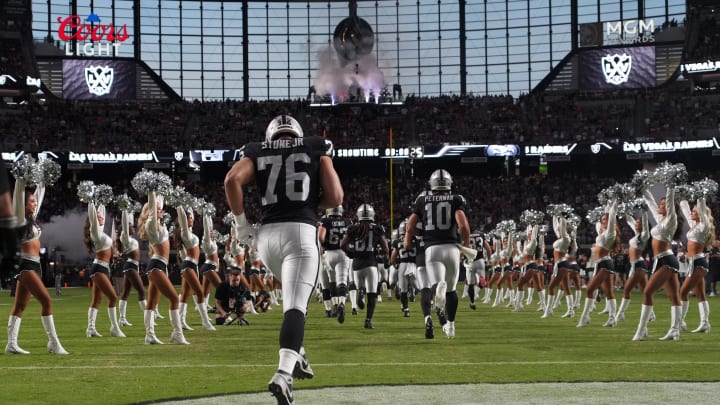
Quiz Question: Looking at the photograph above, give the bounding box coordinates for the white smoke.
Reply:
[41,207,109,265]
[313,47,386,103]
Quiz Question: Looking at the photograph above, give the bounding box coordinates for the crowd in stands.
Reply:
[2,89,720,153]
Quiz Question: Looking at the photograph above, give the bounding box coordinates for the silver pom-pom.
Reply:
[692,178,718,200]
[200,201,216,217]
[94,184,114,206]
[520,209,545,226]
[38,158,62,186]
[217,233,229,246]
[496,219,516,235]
[164,185,187,208]
[162,212,172,226]
[77,180,95,203]
[546,203,574,219]
[11,155,39,184]
[598,183,631,206]
[116,193,136,211]
[631,169,654,193]
[567,213,581,229]
[653,161,687,187]
[131,170,173,196]
[223,211,235,226]
[586,206,605,224]
[674,184,694,202]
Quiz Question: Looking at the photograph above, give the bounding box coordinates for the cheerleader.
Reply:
[577,199,620,328]
[615,209,651,322]
[678,190,715,333]
[543,212,572,318]
[515,224,539,312]
[83,200,125,338]
[633,178,684,341]
[6,169,68,354]
[117,206,147,327]
[138,190,189,344]
[562,221,581,318]
[175,206,216,331]
[492,233,514,307]
[482,236,501,304]
[199,211,223,312]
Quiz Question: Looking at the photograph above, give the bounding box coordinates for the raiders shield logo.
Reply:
[601,53,631,85]
[85,66,114,96]
[591,144,601,154]
[174,152,184,161]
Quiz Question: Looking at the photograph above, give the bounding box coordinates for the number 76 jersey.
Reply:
[240,136,334,226]
[412,193,467,248]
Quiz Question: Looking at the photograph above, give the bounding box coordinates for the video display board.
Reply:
[579,46,656,89]
[62,59,136,100]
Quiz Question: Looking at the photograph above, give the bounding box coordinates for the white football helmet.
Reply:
[326,205,344,216]
[398,219,407,236]
[429,169,452,191]
[356,204,375,221]
[265,114,304,142]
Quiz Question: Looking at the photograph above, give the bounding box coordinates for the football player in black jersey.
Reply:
[318,205,353,323]
[225,114,343,405]
[340,204,389,329]
[390,219,417,317]
[466,232,492,310]
[404,170,472,339]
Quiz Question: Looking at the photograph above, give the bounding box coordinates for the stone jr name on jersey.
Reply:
[262,138,305,149]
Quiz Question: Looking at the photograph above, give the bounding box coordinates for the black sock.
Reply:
[366,293,377,319]
[400,292,408,309]
[446,291,459,322]
[468,285,475,303]
[279,309,305,352]
[421,288,432,317]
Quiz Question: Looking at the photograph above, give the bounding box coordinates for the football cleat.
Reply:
[292,347,314,380]
[425,317,434,339]
[268,371,295,405]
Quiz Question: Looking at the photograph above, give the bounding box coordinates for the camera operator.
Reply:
[214,268,252,326]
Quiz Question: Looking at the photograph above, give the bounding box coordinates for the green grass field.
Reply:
[1,285,719,405]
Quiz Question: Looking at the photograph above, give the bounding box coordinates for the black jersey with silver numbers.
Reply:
[469,233,485,262]
[320,216,352,250]
[412,193,466,248]
[392,238,416,263]
[346,223,385,270]
[414,219,426,266]
[241,136,333,226]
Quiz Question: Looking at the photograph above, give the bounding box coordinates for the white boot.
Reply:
[659,305,681,341]
[169,309,190,345]
[513,290,525,312]
[198,303,216,331]
[118,300,132,327]
[615,298,631,322]
[144,310,163,344]
[526,287,535,305]
[632,304,653,341]
[505,289,516,308]
[691,301,711,333]
[574,290,582,309]
[491,288,503,307]
[541,294,554,318]
[602,299,617,327]
[553,290,565,309]
[154,305,164,319]
[561,295,575,318]
[108,307,126,337]
[86,307,102,337]
[42,315,69,354]
[680,300,689,331]
[598,298,609,314]
[576,297,594,327]
[536,290,546,312]
[461,284,468,299]
[204,294,212,311]
[179,302,194,330]
[5,316,30,354]
[481,287,492,304]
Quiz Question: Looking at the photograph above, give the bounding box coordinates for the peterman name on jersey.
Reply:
[240,136,333,226]
[320,216,352,250]
[412,193,466,247]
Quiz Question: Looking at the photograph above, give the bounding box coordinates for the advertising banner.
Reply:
[579,46,656,89]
